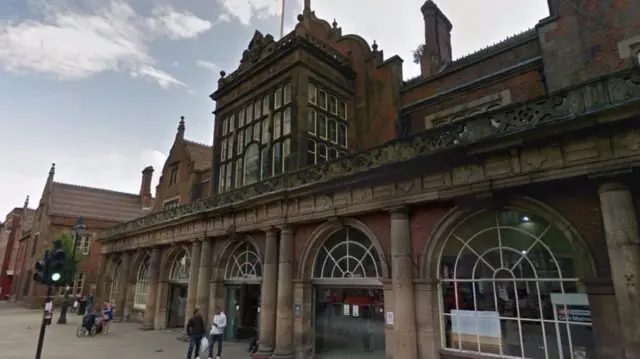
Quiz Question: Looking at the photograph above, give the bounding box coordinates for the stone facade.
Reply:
[98,1,640,359]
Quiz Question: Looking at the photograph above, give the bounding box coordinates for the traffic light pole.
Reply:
[34,285,53,359]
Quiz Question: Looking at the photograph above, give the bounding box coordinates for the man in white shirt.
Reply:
[207,306,227,359]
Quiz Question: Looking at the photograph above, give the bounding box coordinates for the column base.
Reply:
[271,350,293,359]
[139,324,155,331]
[253,353,272,359]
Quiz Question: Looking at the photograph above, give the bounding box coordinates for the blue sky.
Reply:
[0,0,549,218]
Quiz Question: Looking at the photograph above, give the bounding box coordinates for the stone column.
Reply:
[115,251,131,321]
[141,246,162,330]
[258,228,279,355]
[197,239,212,324]
[598,182,640,358]
[390,207,418,359]
[95,254,107,302]
[185,240,202,329]
[273,225,294,359]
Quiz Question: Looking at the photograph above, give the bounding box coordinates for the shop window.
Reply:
[438,209,594,358]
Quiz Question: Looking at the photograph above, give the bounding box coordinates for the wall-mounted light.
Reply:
[521,216,530,222]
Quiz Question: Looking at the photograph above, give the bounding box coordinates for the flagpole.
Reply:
[280,0,286,38]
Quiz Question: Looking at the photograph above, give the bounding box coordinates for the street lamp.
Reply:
[57,217,86,324]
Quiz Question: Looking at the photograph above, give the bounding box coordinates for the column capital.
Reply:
[278,224,294,235]
[598,181,631,194]
[264,226,278,235]
[387,205,410,219]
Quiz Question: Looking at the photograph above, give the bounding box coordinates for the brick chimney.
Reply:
[140,166,154,208]
[420,0,453,77]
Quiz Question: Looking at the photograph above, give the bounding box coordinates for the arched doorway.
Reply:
[435,208,595,359]
[223,241,262,340]
[310,226,386,359]
[166,248,190,328]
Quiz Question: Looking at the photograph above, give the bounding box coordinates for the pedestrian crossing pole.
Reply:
[34,285,54,359]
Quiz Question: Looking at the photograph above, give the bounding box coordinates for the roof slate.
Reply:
[49,182,149,222]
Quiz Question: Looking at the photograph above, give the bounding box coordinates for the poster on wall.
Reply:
[343,304,350,316]
[386,311,394,325]
[352,305,359,317]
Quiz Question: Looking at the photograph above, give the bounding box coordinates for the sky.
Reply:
[0,0,549,219]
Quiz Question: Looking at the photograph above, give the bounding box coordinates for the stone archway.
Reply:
[420,196,599,358]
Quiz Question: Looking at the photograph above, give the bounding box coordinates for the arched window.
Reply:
[313,227,380,280]
[225,242,262,281]
[243,144,260,185]
[134,255,150,309]
[438,209,594,358]
[109,261,121,303]
[169,249,190,283]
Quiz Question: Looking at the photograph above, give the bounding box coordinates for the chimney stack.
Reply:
[420,0,453,77]
[140,166,154,208]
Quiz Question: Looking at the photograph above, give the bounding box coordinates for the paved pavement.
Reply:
[0,301,250,359]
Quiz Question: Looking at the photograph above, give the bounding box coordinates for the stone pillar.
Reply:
[598,181,640,358]
[185,240,202,329]
[197,239,212,324]
[115,251,131,321]
[273,225,294,359]
[258,228,279,355]
[95,254,107,302]
[141,246,162,330]
[390,207,418,359]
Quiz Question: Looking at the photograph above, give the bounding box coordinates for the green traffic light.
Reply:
[51,273,61,282]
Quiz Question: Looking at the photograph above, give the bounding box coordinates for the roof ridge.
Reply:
[52,181,139,197]
[184,139,212,148]
[448,28,536,68]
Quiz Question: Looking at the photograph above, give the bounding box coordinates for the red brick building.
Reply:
[0,198,34,300]
[13,163,157,308]
[99,1,640,359]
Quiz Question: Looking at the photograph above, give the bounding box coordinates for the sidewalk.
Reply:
[0,301,250,359]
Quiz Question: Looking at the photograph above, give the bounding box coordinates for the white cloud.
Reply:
[196,60,219,72]
[216,0,282,26]
[0,0,212,89]
[0,149,167,218]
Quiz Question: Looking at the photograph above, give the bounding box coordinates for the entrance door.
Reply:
[224,284,261,340]
[167,284,188,328]
[314,287,385,359]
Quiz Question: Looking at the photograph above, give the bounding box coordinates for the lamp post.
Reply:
[57,217,86,324]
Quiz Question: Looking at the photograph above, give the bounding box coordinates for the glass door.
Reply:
[225,286,239,340]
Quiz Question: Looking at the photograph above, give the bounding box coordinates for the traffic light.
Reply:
[32,251,50,284]
[49,240,66,286]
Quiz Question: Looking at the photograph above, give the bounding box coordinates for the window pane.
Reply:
[222,118,228,134]
[273,112,282,139]
[307,139,316,165]
[338,123,347,147]
[308,108,316,134]
[236,158,243,187]
[221,138,227,159]
[319,90,327,109]
[275,88,282,108]
[328,119,337,143]
[261,147,270,180]
[283,138,291,172]
[245,104,252,121]
[218,165,225,191]
[243,144,260,184]
[272,142,282,176]
[226,162,233,189]
[317,143,327,163]
[283,83,291,104]
[237,131,244,153]
[229,114,236,131]
[318,113,327,138]
[338,101,347,119]
[329,147,338,159]
[254,100,261,120]
[308,83,317,103]
[227,135,234,159]
[262,95,270,116]
[245,126,252,145]
[329,95,337,114]
[238,110,245,127]
[262,118,270,143]
[253,122,261,141]
[283,107,291,135]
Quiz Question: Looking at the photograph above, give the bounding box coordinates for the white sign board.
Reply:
[352,305,359,317]
[343,304,350,316]
[450,310,501,337]
[386,311,394,325]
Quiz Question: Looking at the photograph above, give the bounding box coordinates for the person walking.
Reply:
[207,306,227,359]
[186,308,206,359]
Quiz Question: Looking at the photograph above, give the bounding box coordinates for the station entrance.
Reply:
[311,227,386,359]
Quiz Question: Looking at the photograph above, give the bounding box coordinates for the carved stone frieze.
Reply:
[102,68,640,241]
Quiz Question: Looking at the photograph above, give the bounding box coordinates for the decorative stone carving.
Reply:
[102,68,640,239]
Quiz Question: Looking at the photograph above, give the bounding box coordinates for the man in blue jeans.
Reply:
[207,306,227,359]
[186,308,206,359]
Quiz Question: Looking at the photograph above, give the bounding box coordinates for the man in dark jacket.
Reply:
[186,308,206,359]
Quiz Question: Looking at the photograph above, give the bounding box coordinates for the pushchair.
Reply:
[77,314,103,337]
